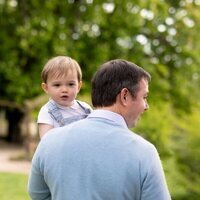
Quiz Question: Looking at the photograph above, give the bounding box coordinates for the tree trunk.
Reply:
[5,108,24,144]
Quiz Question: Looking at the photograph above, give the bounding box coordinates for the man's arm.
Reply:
[141,145,171,200]
[28,150,51,199]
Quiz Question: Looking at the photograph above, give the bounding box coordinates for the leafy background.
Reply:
[0,0,200,199]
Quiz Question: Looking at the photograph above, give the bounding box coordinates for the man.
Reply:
[28,59,171,200]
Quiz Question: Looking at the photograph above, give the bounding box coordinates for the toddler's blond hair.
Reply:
[41,56,82,83]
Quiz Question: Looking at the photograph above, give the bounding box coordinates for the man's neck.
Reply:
[95,103,122,116]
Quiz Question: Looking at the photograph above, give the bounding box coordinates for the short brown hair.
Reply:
[91,59,151,107]
[41,56,82,83]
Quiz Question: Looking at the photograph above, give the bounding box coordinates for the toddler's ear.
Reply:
[78,81,82,91]
[41,83,48,94]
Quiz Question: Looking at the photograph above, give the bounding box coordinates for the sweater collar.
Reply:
[88,110,128,129]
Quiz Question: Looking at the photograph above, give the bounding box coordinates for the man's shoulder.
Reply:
[131,131,153,145]
[121,129,156,154]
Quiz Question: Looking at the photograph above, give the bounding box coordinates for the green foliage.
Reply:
[1,0,200,199]
[135,102,200,199]
[170,107,200,200]
[1,0,200,105]
[0,172,29,200]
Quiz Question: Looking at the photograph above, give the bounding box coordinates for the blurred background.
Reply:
[0,0,200,199]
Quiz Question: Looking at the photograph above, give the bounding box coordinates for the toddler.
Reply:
[37,56,92,138]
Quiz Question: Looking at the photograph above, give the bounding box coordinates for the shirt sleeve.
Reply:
[141,145,171,200]
[37,105,54,126]
[28,146,51,200]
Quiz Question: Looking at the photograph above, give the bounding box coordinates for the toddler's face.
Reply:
[42,69,82,107]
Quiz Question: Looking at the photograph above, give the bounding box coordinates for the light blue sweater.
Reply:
[28,110,171,200]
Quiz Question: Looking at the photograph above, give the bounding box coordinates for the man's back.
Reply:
[28,111,170,200]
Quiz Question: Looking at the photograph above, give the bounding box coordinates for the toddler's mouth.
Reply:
[61,95,68,100]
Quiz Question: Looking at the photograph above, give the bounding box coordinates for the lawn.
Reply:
[0,172,30,200]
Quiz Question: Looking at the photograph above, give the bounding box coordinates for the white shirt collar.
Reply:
[88,109,128,129]
[49,99,78,110]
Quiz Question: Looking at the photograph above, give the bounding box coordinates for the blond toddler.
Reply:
[37,56,92,138]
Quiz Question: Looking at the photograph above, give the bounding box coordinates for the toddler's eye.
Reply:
[53,84,60,87]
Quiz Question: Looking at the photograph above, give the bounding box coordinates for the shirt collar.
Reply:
[88,109,128,129]
[49,99,78,110]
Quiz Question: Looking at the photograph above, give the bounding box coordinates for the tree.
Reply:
[0,1,200,198]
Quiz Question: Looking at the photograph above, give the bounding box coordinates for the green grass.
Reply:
[0,172,30,200]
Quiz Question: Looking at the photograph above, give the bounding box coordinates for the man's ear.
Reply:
[41,83,48,94]
[119,88,129,105]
